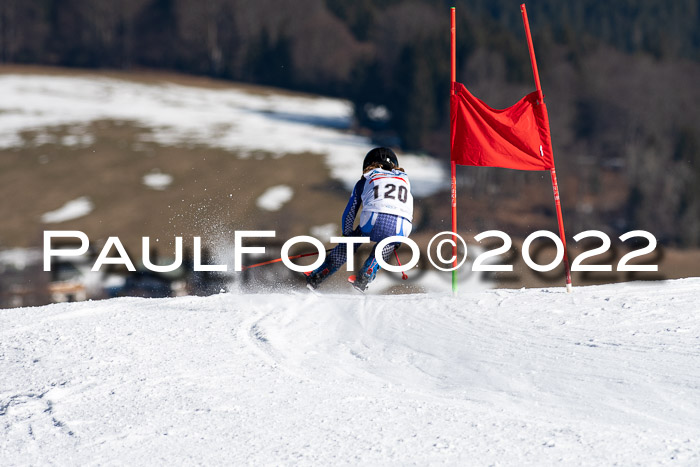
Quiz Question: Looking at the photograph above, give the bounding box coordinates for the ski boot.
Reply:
[349,258,379,293]
[305,265,333,291]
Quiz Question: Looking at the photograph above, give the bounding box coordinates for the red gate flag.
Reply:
[450,81,554,171]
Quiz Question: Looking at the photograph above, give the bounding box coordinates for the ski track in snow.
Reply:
[1,279,699,464]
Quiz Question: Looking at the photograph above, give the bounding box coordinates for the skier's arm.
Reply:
[341,178,365,236]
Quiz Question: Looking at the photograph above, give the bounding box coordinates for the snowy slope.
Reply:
[1,279,699,465]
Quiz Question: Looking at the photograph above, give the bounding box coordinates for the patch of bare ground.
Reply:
[0,120,349,253]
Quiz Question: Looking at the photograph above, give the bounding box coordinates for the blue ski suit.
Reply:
[310,167,414,287]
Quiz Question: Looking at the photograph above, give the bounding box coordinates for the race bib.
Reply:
[361,169,413,221]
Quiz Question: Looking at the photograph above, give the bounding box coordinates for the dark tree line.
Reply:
[1,0,699,245]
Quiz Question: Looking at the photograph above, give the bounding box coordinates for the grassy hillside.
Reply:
[1,67,697,296]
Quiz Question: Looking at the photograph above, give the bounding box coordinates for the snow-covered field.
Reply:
[2,279,699,465]
[0,74,445,197]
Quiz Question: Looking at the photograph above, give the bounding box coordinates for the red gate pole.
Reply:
[450,7,458,294]
[520,4,573,292]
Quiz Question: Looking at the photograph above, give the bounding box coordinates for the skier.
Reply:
[306,147,414,292]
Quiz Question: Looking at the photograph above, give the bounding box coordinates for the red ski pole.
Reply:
[394,250,408,280]
[241,251,323,271]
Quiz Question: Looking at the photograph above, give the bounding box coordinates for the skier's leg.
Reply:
[353,241,399,291]
[353,213,412,291]
[306,228,362,289]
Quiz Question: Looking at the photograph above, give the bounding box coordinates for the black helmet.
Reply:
[362,147,399,171]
